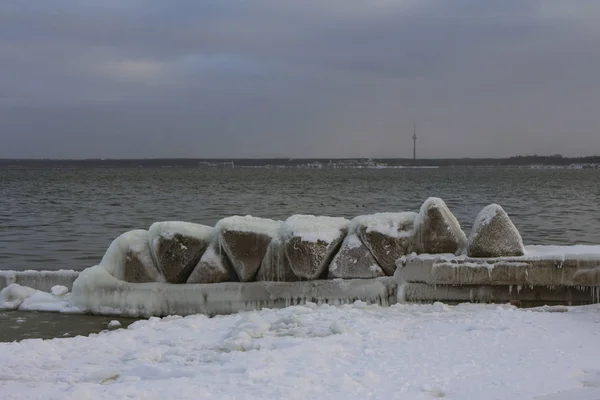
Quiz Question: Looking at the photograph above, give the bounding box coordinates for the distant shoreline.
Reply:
[1,155,599,168]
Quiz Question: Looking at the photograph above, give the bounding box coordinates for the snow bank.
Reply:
[2,302,600,399]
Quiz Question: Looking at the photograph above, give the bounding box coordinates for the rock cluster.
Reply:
[97,198,527,284]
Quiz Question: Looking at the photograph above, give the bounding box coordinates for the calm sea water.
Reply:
[1,167,599,272]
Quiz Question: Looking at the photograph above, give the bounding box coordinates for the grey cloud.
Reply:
[0,0,599,158]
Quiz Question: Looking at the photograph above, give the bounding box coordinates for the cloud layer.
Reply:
[1,0,599,158]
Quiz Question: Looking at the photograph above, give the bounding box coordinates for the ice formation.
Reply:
[101,229,164,283]
[255,235,299,282]
[328,228,384,279]
[216,216,281,282]
[8,196,600,317]
[0,283,75,312]
[412,197,467,255]
[186,238,233,284]
[283,215,349,279]
[352,212,416,275]
[468,204,525,257]
[0,269,80,292]
[148,221,214,283]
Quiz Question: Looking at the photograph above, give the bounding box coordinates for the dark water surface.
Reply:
[0,311,140,342]
[1,167,599,272]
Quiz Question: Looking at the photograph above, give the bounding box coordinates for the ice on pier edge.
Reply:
[2,302,600,399]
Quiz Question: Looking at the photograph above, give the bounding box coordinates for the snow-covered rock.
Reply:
[148,222,214,283]
[328,230,384,279]
[216,216,281,282]
[256,235,299,282]
[283,215,349,280]
[186,239,233,284]
[101,230,164,283]
[468,204,525,257]
[353,212,416,276]
[411,198,467,255]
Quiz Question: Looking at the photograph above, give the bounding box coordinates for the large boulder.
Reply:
[283,215,349,280]
[186,239,233,284]
[328,230,384,279]
[255,236,300,282]
[216,216,281,282]
[101,230,164,283]
[467,204,525,257]
[148,222,214,283]
[411,197,467,255]
[353,212,417,276]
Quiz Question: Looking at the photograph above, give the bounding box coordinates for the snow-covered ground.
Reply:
[1,302,600,400]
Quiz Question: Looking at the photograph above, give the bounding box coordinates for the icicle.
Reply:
[508,285,513,295]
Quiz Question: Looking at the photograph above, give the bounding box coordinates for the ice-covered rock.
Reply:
[328,230,384,279]
[148,222,214,283]
[353,212,416,276]
[283,215,349,280]
[101,230,164,283]
[216,216,281,282]
[186,239,233,284]
[467,204,525,257]
[411,198,467,255]
[255,235,299,282]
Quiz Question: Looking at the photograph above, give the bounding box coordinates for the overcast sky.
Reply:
[1,1,599,159]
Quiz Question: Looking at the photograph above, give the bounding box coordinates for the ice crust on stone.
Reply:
[468,204,525,257]
[255,235,299,282]
[350,212,416,238]
[148,222,214,283]
[215,215,281,236]
[412,197,467,255]
[186,239,233,284]
[328,231,384,279]
[353,212,416,275]
[283,215,349,280]
[101,230,164,283]
[217,216,281,282]
[283,215,349,244]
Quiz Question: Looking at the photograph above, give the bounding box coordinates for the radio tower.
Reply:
[412,122,417,160]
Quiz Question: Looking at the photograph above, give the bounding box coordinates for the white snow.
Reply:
[215,215,281,237]
[108,320,122,329]
[148,221,215,244]
[0,283,77,313]
[351,212,417,238]
[400,245,600,263]
[473,203,502,227]
[283,215,349,243]
[2,302,600,399]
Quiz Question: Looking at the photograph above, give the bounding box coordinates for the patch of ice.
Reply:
[51,285,69,296]
[473,204,502,227]
[283,215,349,243]
[0,283,76,313]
